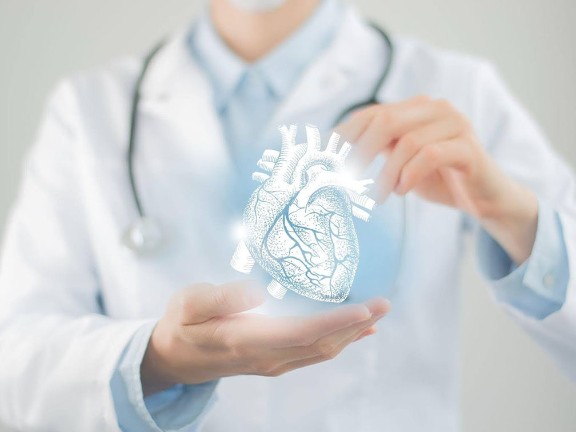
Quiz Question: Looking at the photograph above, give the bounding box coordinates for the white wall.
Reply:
[0,0,575,431]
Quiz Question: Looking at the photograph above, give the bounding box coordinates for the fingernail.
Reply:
[380,298,392,314]
[360,306,373,321]
[372,299,391,319]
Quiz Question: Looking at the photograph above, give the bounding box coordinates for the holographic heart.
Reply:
[231,125,374,302]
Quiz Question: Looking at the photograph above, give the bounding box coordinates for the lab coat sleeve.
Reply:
[111,321,218,431]
[471,62,576,381]
[0,80,148,431]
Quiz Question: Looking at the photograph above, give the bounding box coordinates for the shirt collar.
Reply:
[189,0,343,110]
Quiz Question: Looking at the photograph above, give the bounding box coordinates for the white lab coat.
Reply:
[0,5,575,432]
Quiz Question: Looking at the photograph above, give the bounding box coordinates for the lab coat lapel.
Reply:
[269,6,380,129]
[139,26,233,177]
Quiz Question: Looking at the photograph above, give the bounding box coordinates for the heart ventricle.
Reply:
[261,187,359,303]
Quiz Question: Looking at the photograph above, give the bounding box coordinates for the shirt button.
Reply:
[543,272,556,289]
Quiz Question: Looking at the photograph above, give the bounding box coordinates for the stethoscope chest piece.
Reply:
[121,217,164,255]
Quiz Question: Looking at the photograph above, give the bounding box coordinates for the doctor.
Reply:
[0,0,574,431]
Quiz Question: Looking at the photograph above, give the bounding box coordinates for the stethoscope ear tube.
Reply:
[126,40,166,219]
[332,22,394,127]
[122,41,166,254]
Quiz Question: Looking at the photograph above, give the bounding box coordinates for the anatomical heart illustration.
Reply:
[230,125,375,303]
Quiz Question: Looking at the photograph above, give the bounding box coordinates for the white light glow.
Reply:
[231,221,248,241]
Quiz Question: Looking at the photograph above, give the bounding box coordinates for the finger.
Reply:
[265,297,389,349]
[395,138,472,195]
[273,297,389,348]
[211,296,389,362]
[209,303,370,351]
[363,296,392,318]
[268,321,380,377]
[375,118,461,202]
[335,105,379,146]
[178,280,265,325]
[258,303,371,348]
[236,296,389,350]
[337,97,442,171]
[268,306,387,364]
[335,97,426,144]
[306,298,387,353]
[353,98,445,170]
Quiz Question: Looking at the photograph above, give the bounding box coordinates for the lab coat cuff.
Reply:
[111,321,218,431]
[476,200,570,320]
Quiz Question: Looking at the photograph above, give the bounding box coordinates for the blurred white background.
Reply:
[0,0,575,431]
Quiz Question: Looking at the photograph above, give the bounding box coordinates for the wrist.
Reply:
[477,178,538,265]
[140,324,180,396]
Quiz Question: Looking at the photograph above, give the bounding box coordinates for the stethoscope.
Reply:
[122,23,397,256]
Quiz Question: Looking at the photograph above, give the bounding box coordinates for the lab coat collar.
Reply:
[269,4,390,126]
[140,25,212,100]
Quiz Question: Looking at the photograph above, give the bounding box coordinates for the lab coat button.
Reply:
[543,272,555,289]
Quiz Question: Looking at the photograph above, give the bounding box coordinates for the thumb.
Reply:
[177,280,265,325]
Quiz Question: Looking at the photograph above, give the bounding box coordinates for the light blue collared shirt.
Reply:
[110,0,569,429]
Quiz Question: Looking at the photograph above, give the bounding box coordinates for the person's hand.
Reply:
[336,97,538,264]
[141,280,389,395]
